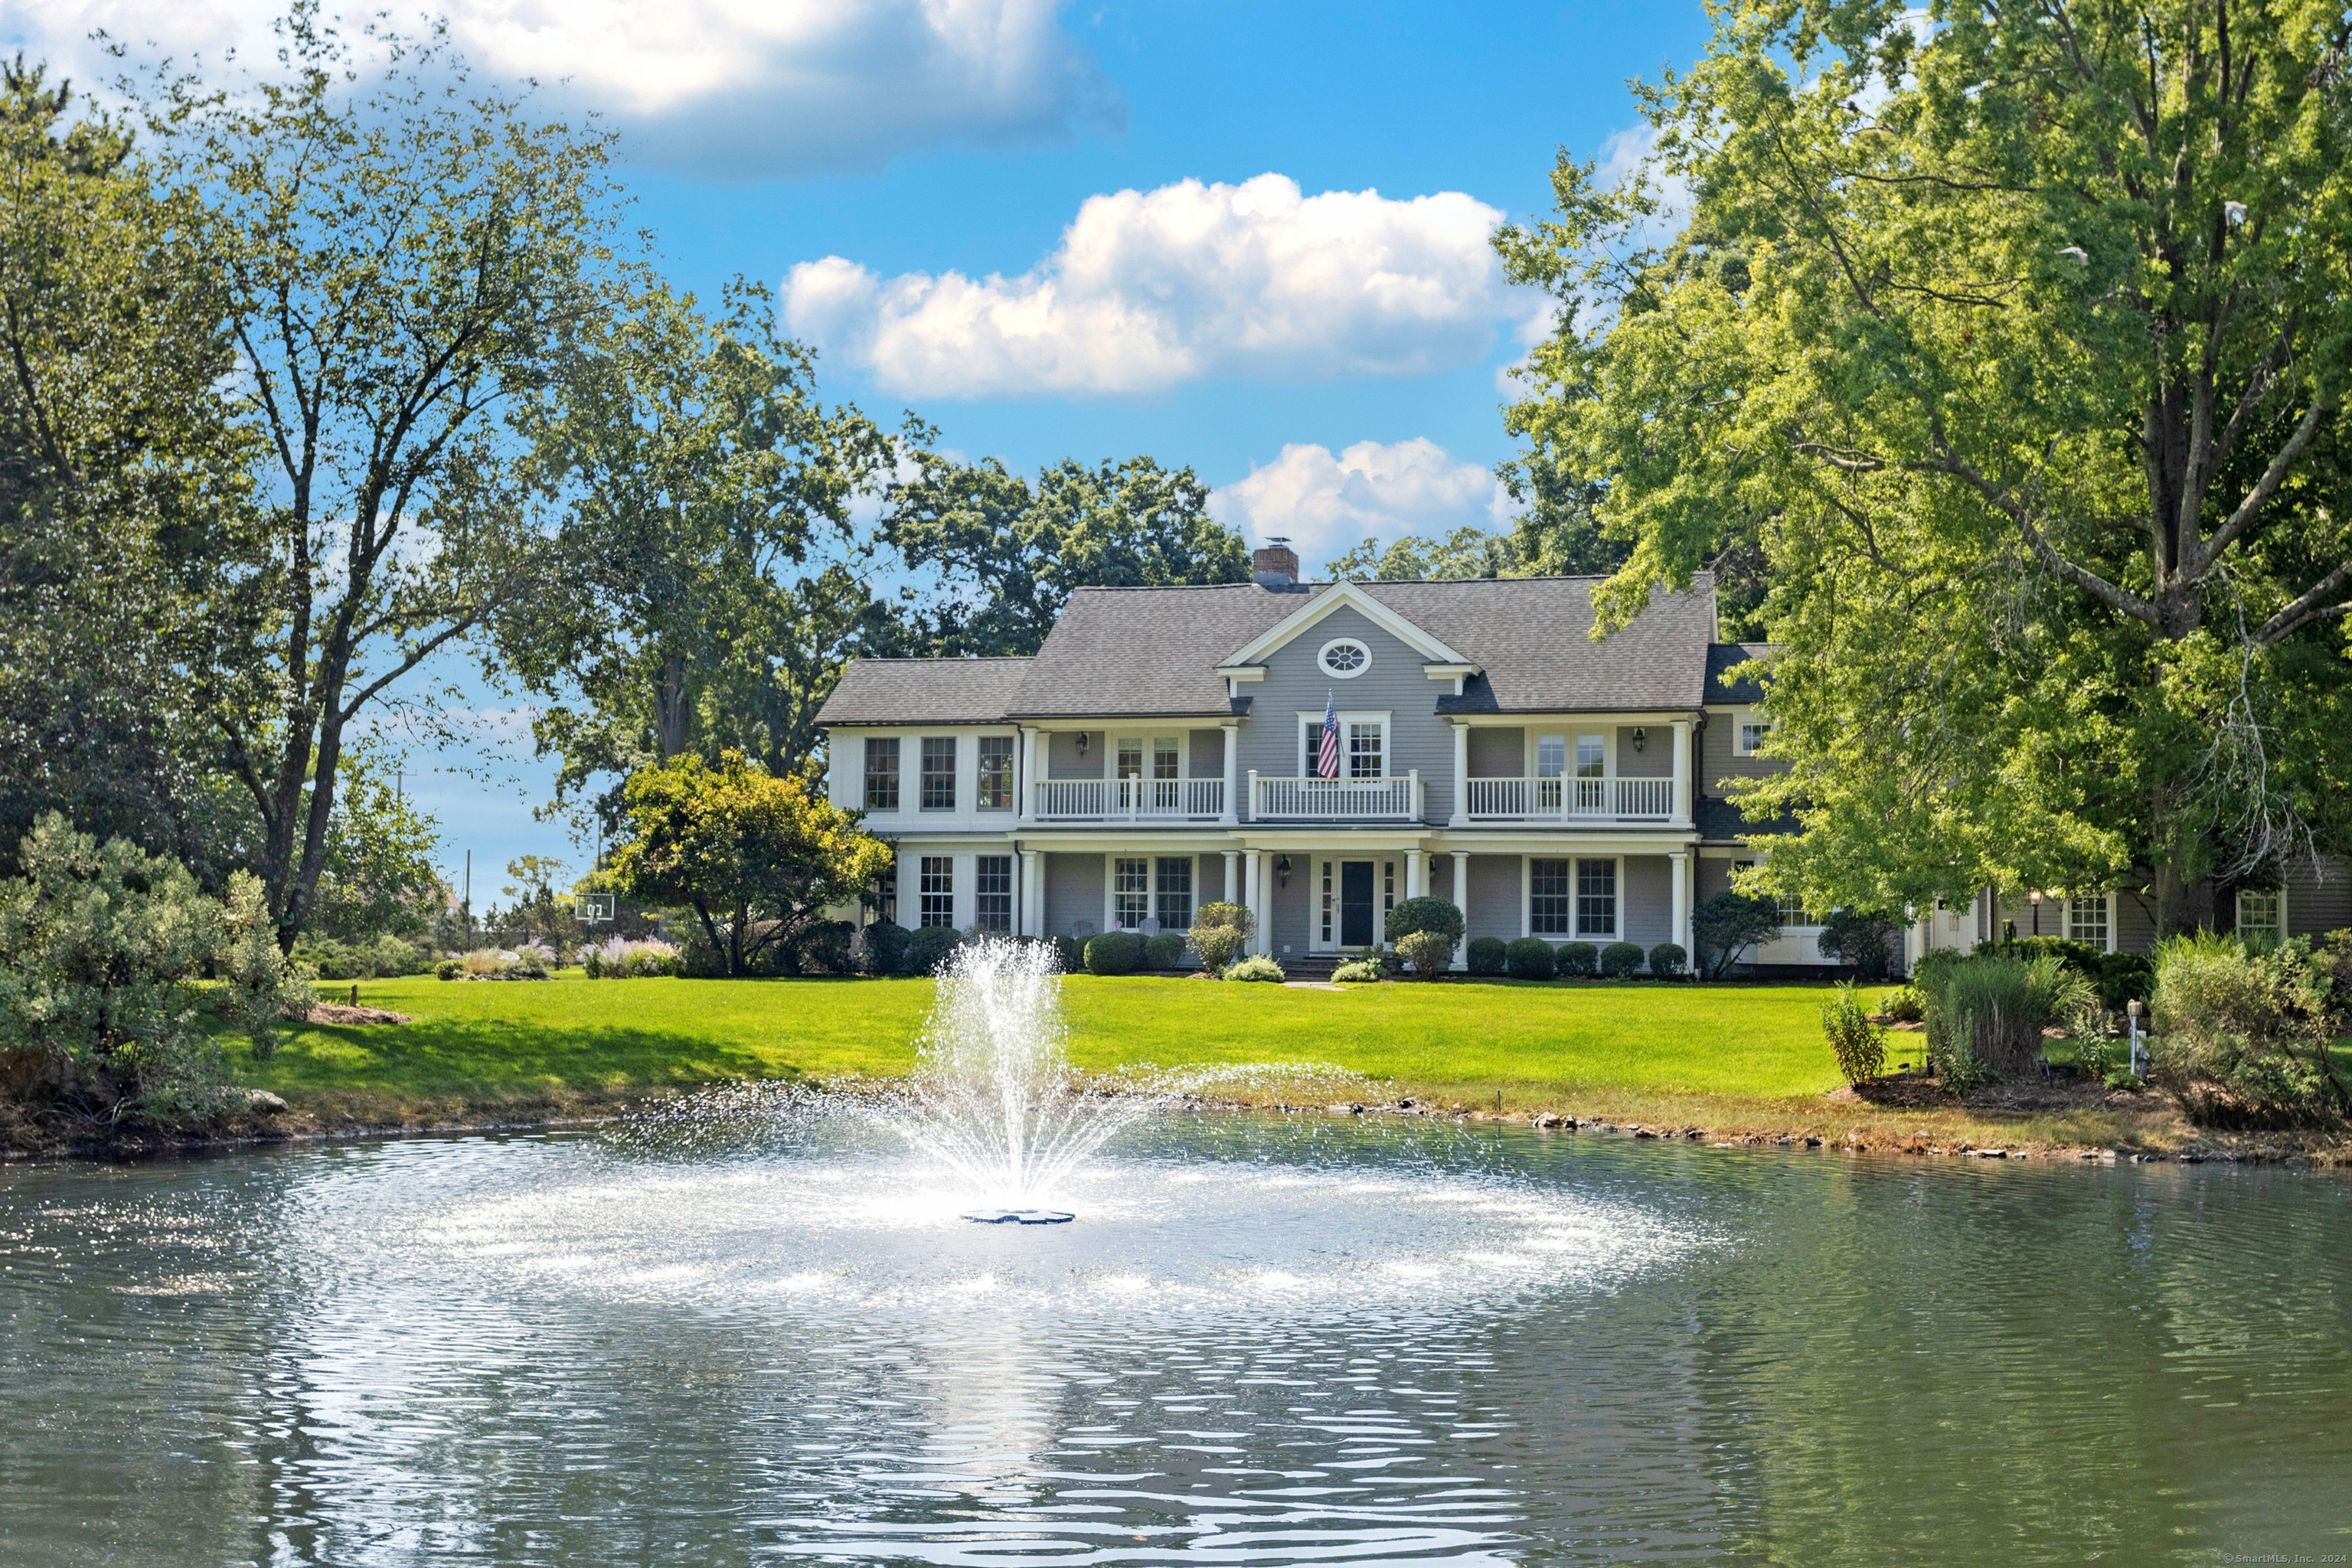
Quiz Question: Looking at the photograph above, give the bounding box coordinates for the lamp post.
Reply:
[2028,888,2043,936]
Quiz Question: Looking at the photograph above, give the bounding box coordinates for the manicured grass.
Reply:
[247,971,1849,1104]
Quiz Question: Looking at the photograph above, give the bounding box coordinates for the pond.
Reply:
[1,1112,2346,1564]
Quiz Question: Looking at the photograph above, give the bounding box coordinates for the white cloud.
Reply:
[783,173,1525,397]
[9,0,1118,176]
[1209,438,1511,566]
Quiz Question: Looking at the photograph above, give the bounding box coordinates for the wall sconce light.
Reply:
[1632,726,1647,753]
[1276,854,1292,887]
[1075,731,1089,757]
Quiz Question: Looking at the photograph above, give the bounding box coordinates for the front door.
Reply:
[1339,861,1376,947]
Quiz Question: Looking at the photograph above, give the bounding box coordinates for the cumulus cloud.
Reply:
[1209,438,1511,565]
[782,173,1524,397]
[8,0,1118,176]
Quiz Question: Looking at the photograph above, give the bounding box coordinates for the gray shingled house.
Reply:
[814,543,1818,969]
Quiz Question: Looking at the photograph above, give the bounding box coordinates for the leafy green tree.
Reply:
[124,9,617,950]
[1691,890,1782,980]
[882,453,1249,655]
[1497,0,2352,933]
[307,755,443,942]
[501,277,893,812]
[609,750,893,977]
[1325,525,1526,581]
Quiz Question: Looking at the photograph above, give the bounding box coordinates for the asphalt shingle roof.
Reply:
[815,656,1032,727]
[1704,642,1778,704]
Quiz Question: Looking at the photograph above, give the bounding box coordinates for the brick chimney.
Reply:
[1251,538,1299,588]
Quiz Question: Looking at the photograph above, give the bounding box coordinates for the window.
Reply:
[2237,888,2285,946]
[1575,734,1606,778]
[863,737,900,811]
[874,862,897,926]
[1155,858,1193,932]
[976,736,1014,810]
[1733,710,1774,756]
[1536,735,1566,778]
[1321,858,1334,942]
[1733,856,1810,927]
[1112,857,1152,929]
[974,855,1013,933]
[1576,858,1618,937]
[1116,737,1145,780]
[1383,860,1396,919]
[1347,722,1383,779]
[2066,894,2111,952]
[920,737,957,810]
[1318,638,1370,678]
[918,856,954,928]
[1529,858,1573,936]
[1153,737,1181,781]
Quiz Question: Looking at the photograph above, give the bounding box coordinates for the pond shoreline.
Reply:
[8,1080,2347,1170]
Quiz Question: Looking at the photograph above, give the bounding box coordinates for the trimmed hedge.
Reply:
[1084,931,1144,975]
[1383,897,1464,944]
[861,920,910,977]
[903,924,962,977]
[1556,941,1599,978]
[1052,935,1086,973]
[1599,941,1645,978]
[1145,931,1189,970]
[1466,936,1508,975]
[1505,936,1556,979]
[1648,941,1687,978]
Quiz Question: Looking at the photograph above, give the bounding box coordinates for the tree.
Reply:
[1325,526,1525,581]
[306,754,443,941]
[883,453,1249,655]
[0,59,262,884]
[608,751,892,977]
[128,8,617,951]
[500,276,893,817]
[1497,0,2352,933]
[1691,890,1782,979]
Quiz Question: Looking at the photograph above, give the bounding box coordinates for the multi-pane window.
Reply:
[1320,859,1334,942]
[1529,858,1573,936]
[974,855,1013,933]
[1347,722,1383,779]
[874,863,897,926]
[1576,858,1617,937]
[1153,737,1181,780]
[1112,857,1152,929]
[977,735,1014,810]
[1383,861,1396,920]
[918,856,954,928]
[2237,889,2284,946]
[920,737,957,810]
[863,737,900,810]
[1155,857,1193,932]
[1116,738,1145,780]
[2066,895,2110,951]
[1536,736,1566,778]
[1575,734,1606,778]
[1734,711,1774,756]
[1734,856,1809,926]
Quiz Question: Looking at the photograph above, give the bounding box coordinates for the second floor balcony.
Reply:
[1249,770,1423,822]
[1462,774,1676,823]
[1033,777,1227,822]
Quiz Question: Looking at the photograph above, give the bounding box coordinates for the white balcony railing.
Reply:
[1031,777,1226,822]
[1462,774,1677,823]
[1250,770,1422,822]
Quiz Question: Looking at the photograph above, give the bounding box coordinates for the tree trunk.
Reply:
[728,899,747,976]
[655,653,689,760]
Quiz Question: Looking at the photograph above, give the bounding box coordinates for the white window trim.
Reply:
[1521,854,1623,942]
[2064,891,2118,953]
[2236,886,2288,942]
[1317,636,1372,679]
[1109,731,1193,782]
[1294,710,1393,776]
[1529,728,1614,778]
[1312,855,1401,952]
[1730,707,1774,757]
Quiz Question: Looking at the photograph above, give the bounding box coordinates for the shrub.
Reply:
[1504,936,1556,980]
[1052,935,1085,973]
[903,924,963,977]
[1879,985,1926,1023]
[1599,941,1645,978]
[435,958,462,980]
[296,933,436,980]
[1331,956,1386,983]
[1145,931,1189,971]
[680,941,730,978]
[1556,942,1599,978]
[860,920,910,977]
[1383,897,1464,945]
[2089,950,2155,1011]
[1466,936,1508,975]
[1647,942,1687,978]
[1919,953,2089,1083]
[1818,908,1903,980]
[1822,982,1889,1084]
[2148,933,2344,1126]
[1187,902,1253,972]
[1083,931,1142,976]
[1223,954,1285,982]
[580,936,680,978]
[1693,890,1782,978]
[1394,929,1455,976]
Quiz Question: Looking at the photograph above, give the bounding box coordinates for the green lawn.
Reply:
[249,971,1851,1109]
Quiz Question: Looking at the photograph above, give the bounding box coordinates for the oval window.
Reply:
[1318,639,1370,678]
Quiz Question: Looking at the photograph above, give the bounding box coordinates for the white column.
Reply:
[1220,724,1239,825]
[1450,724,1468,826]
[1449,851,1470,969]
[1221,849,1238,910]
[1246,769,1259,825]
[1671,720,1693,826]
[1244,851,1267,956]
[1405,849,1425,900]
[1669,850,1690,968]
[1102,852,1116,933]
[1020,849,1042,936]
[1019,729,1040,822]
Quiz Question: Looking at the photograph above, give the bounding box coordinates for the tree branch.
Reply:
[1924,444,2161,625]
[2198,396,2333,568]
[2252,560,2352,645]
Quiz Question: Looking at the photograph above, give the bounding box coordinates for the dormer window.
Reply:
[1318,638,1370,678]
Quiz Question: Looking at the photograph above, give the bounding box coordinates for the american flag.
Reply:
[1317,694,1340,779]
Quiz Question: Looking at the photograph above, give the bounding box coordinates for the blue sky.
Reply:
[15,0,1710,897]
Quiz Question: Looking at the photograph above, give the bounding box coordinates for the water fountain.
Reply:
[864,936,1158,1224]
